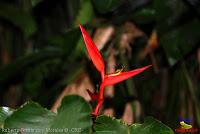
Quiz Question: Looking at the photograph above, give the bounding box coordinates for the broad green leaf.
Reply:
[4,102,56,134]
[153,0,172,21]
[153,0,188,34]
[74,0,94,26]
[0,49,63,85]
[0,107,14,128]
[154,0,187,21]
[0,2,37,37]
[49,95,92,134]
[3,95,92,134]
[94,116,129,134]
[64,0,94,27]
[130,117,174,134]
[31,0,43,7]
[93,116,174,134]
[23,59,62,97]
[131,8,156,24]
[92,0,125,14]
[48,28,81,54]
[160,20,200,66]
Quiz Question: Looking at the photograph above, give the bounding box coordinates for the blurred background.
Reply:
[0,0,200,130]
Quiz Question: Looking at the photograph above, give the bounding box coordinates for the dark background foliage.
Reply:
[0,0,200,130]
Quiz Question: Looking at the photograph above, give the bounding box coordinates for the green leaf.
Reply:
[0,49,63,85]
[64,0,94,27]
[23,59,62,97]
[93,116,174,134]
[0,107,14,128]
[92,0,125,14]
[131,8,156,24]
[153,0,188,34]
[74,0,94,26]
[3,95,92,134]
[48,28,81,54]
[130,117,174,134]
[49,95,92,134]
[0,2,37,37]
[160,20,200,66]
[4,102,56,134]
[94,116,129,134]
[31,0,43,7]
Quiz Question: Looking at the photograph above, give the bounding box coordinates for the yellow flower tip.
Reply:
[108,68,123,76]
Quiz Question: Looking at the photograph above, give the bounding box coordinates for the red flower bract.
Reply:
[103,65,152,86]
[79,24,152,116]
[80,25,105,80]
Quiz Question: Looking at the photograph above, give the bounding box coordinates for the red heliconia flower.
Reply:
[80,24,152,116]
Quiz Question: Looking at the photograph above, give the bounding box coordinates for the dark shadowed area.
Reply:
[0,0,200,133]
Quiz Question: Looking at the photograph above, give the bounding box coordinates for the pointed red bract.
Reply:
[79,25,105,79]
[103,65,152,86]
[86,89,98,101]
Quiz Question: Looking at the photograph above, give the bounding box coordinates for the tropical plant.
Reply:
[0,0,200,133]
